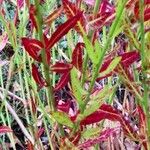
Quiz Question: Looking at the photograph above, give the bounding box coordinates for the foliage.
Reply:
[0,0,150,149]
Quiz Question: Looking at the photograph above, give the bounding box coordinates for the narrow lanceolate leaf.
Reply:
[80,104,135,137]
[29,4,38,30]
[78,128,119,148]
[71,43,84,71]
[54,72,70,91]
[70,67,85,110]
[83,36,98,64]
[62,0,86,35]
[98,57,121,78]
[44,6,63,25]
[83,86,111,117]
[46,12,83,50]
[51,62,73,73]
[88,0,115,31]
[32,64,46,89]
[22,38,43,62]
[120,51,140,68]
[51,111,74,128]
[0,126,12,133]
[82,127,101,139]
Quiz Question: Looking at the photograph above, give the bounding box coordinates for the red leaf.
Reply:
[71,43,84,71]
[0,126,12,133]
[54,72,70,91]
[137,105,146,130]
[144,7,150,21]
[120,51,140,68]
[80,104,135,136]
[78,127,119,148]
[32,64,46,89]
[44,6,63,25]
[22,38,43,62]
[97,51,140,81]
[51,62,73,73]
[29,4,38,30]
[88,0,115,30]
[62,0,86,35]
[46,12,83,50]
[134,1,150,21]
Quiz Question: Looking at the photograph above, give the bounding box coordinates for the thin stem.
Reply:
[81,0,102,86]
[139,0,150,146]
[81,0,128,113]
[34,0,56,111]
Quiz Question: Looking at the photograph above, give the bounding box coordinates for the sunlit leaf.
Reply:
[51,111,74,128]
[32,64,46,89]
[62,0,86,35]
[51,62,73,73]
[22,38,43,62]
[46,12,83,50]
[70,67,86,110]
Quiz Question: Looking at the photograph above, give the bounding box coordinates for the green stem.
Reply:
[81,0,128,113]
[81,0,102,86]
[139,0,150,146]
[34,0,56,111]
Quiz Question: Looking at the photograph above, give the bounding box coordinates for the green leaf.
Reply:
[83,36,99,64]
[70,67,86,110]
[83,86,111,117]
[82,127,101,139]
[98,57,121,78]
[51,111,74,128]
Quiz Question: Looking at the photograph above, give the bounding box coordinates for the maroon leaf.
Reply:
[51,62,73,73]
[96,51,140,81]
[134,0,150,21]
[46,12,83,50]
[62,0,86,35]
[88,0,115,31]
[36,128,44,139]
[80,104,135,137]
[0,126,12,133]
[22,38,43,62]
[29,4,38,30]
[120,51,140,68]
[32,64,46,89]
[137,105,146,130]
[54,72,70,91]
[71,43,84,71]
